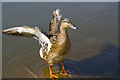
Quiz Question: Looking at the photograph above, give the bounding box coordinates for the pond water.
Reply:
[2,2,118,78]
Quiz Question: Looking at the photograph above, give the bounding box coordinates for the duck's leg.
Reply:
[49,66,59,78]
[60,61,71,76]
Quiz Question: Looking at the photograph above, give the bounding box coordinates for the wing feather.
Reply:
[2,26,52,58]
[49,9,62,43]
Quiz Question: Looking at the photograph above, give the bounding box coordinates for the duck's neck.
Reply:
[57,26,69,44]
[60,26,68,38]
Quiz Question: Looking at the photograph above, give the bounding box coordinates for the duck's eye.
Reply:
[63,21,69,24]
[62,21,66,22]
[66,22,69,24]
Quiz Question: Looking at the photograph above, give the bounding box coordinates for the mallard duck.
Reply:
[2,9,78,78]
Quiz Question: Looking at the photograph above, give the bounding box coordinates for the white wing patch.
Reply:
[34,30,52,55]
[3,26,52,59]
[56,9,62,21]
[39,48,43,58]
[17,26,34,34]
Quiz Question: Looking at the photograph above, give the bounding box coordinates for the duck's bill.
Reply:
[69,24,78,29]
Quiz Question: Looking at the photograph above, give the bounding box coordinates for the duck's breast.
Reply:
[47,36,71,66]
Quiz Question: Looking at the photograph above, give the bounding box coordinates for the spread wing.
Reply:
[49,9,62,43]
[2,26,52,58]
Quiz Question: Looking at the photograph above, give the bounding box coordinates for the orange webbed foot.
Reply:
[50,73,59,78]
[60,69,71,76]
[49,66,59,78]
[60,61,71,76]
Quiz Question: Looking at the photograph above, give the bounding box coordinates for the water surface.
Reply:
[2,2,118,78]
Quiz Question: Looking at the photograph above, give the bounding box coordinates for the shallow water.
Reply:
[2,2,118,78]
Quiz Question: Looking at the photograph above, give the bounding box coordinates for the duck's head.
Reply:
[60,18,78,30]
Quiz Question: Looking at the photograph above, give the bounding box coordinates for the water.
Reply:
[2,2,118,78]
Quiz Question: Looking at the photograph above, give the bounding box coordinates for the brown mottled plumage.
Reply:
[43,18,78,78]
[49,9,61,43]
[2,9,78,78]
[45,22,71,66]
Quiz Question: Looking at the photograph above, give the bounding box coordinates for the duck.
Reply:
[2,9,78,78]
